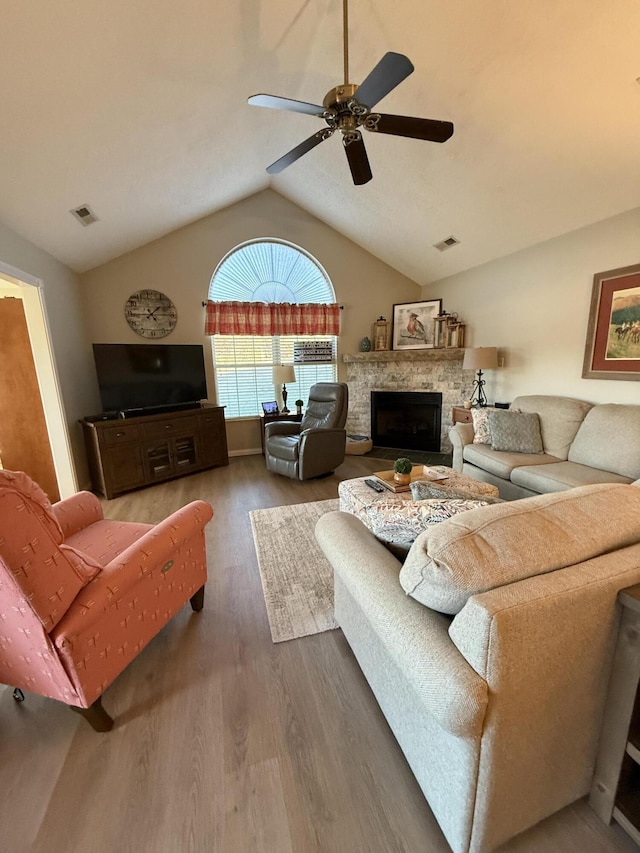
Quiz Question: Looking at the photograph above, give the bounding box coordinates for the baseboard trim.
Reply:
[229,448,263,457]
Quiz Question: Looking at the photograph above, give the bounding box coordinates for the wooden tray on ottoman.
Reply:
[372,465,450,493]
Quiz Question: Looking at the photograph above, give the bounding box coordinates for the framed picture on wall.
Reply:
[582,263,640,381]
[391,299,443,350]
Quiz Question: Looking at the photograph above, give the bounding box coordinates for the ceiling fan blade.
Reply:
[354,52,414,109]
[266,129,334,174]
[343,134,372,185]
[248,93,325,117]
[369,113,454,143]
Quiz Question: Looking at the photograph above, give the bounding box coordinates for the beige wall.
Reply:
[80,188,422,452]
[0,219,99,487]
[423,206,640,407]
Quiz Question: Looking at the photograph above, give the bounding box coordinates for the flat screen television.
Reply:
[92,343,208,414]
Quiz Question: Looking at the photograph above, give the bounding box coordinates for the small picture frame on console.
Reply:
[261,401,279,415]
[392,299,443,350]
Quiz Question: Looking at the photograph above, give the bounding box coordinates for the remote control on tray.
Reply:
[364,478,385,492]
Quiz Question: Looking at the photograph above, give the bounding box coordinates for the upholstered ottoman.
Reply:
[338,467,500,555]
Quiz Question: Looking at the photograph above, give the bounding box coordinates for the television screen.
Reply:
[92,343,208,413]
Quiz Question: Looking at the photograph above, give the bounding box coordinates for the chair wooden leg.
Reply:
[190,584,205,612]
[70,697,114,732]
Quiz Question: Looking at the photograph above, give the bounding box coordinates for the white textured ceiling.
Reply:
[1,0,639,283]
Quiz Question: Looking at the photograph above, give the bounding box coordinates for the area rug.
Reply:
[249,498,339,643]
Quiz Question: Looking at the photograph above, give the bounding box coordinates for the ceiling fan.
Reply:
[247,0,454,185]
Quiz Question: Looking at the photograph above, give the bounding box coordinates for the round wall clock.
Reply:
[124,289,177,338]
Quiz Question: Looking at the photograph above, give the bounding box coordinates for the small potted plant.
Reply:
[393,456,413,486]
[295,399,304,415]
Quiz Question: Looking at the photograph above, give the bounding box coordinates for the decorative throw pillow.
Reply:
[362,498,491,552]
[471,407,494,444]
[410,480,503,505]
[488,410,543,454]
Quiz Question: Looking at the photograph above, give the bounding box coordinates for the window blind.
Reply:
[212,335,336,418]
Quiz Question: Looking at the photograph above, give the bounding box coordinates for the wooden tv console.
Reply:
[82,406,228,499]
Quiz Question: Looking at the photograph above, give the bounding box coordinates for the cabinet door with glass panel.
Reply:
[142,434,200,482]
[140,417,200,481]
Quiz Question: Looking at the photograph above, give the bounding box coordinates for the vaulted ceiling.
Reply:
[2,1,639,284]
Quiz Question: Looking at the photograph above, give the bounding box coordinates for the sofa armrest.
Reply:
[449,549,640,681]
[448,422,474,471]
[104,500,213,576]
[264,421,302,439]
[299,428,346,477]
[53,491,104,538]
[55,500,214,628]
[315,510,488,737]
[448,545,640,850]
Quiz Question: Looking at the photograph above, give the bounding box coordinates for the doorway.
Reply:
[0,262,77,498]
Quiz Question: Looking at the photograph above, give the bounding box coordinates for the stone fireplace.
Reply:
[343,349,465,453]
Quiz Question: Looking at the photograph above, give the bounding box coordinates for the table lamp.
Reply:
[273,364,296,414]
[462,347,499,408]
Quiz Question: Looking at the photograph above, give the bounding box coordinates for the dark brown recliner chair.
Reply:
[264,382,349,480]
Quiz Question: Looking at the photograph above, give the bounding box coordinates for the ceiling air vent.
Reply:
[70,204,99,226]
[434,235,460,252]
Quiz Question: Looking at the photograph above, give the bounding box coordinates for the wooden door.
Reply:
[0,297,60,500]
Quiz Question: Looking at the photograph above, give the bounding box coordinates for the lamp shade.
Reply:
[462,347,499,371]
[273,364,296,385]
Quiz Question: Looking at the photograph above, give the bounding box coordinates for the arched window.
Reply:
[209,239,338,418]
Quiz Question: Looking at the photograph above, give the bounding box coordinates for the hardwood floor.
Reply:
[0,454,635,853]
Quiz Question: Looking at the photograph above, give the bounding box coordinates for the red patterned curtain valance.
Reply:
[204,301,341,336]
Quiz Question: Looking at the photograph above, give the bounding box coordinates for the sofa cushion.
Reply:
[510,395,593,460]
[568,404,640,479]
[471,407,495,444]
[463,442,560,479]
[488,410,543,453]
[398,483,640,615]
[511,460,634,493]
[0,469,63,543]
[0,471,100,631]
[65,519,154,566]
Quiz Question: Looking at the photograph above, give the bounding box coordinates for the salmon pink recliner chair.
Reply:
[0,469,213,731]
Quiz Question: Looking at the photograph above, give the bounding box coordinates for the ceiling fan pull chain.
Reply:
[343,0,349,84]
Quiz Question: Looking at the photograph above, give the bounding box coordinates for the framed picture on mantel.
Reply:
[392,299,443,350]
[582,263,640,381]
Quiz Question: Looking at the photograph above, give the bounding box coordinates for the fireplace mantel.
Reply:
[343,348,464,364]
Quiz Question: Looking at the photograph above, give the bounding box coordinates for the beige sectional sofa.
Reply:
[449,395,640,500]
[315,482,640,853]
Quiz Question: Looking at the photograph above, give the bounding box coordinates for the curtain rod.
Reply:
[202,301,344,309]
